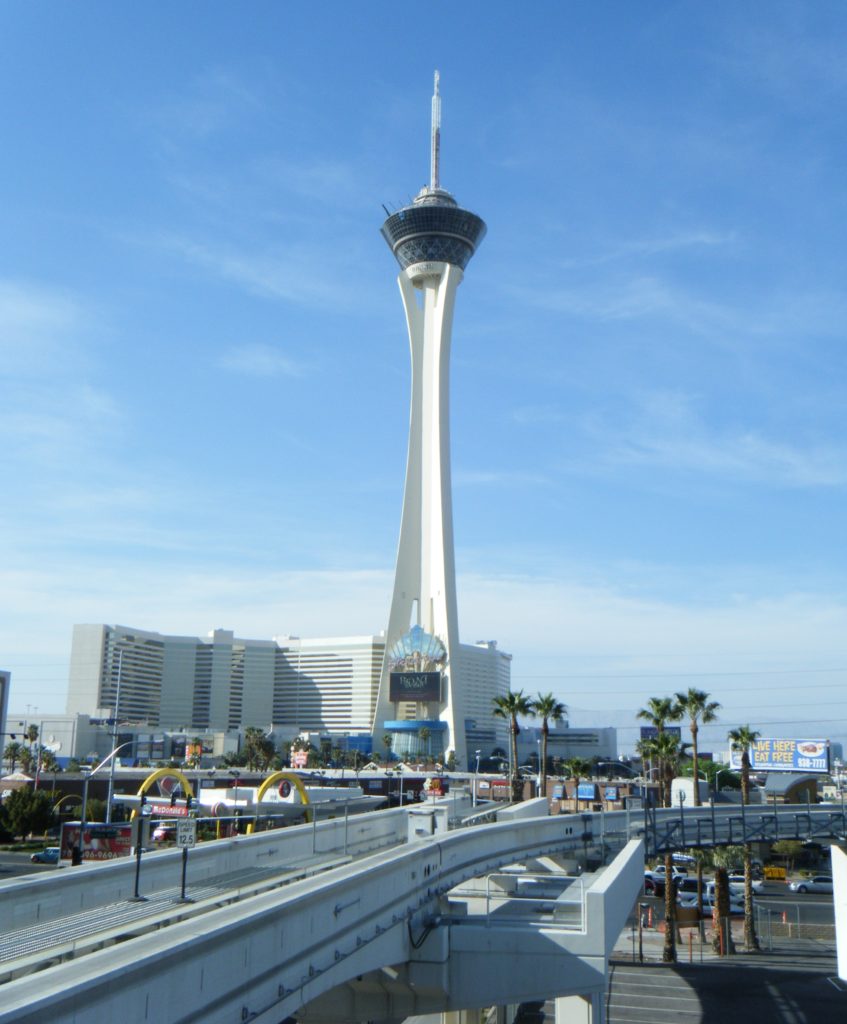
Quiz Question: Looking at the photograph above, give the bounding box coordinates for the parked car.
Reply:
[680,893,745,917]
[789,875,833,895]
[644,864,687,896]
[727,873,764,894]
[30,846,61,864]
[152,824,178,842]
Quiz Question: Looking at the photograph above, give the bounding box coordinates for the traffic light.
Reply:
[185,794,193,809]
[170,791,177,807]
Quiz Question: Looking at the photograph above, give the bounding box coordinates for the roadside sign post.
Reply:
[175,818,197,903]
[131,803,152,902]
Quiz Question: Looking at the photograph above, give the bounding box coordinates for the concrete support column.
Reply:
[554,989,605,1024]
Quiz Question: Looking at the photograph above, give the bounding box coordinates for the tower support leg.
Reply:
[555,989,605,1024]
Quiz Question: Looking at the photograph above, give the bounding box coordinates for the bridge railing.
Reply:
[641,803,847,857]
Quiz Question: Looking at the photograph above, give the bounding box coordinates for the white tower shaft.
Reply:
[375,262,466,768]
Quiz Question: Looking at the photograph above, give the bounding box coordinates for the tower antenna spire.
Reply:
[430,70,441,191]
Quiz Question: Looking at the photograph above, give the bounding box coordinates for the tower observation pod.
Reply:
[373,73,486,770]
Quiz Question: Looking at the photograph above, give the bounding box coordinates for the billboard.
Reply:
[730,738,830,773]
[639,726,682,740]
[60,822,134,861]
[389,671,442,702]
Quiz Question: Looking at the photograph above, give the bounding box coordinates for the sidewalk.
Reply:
[612,916,838,968]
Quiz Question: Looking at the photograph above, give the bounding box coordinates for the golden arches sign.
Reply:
[130,767,196,819]
[246,771,311,833]
[52,793,83,812]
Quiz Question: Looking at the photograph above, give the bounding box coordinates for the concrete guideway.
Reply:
[0,800,645,1024]
[0,798,844,1024]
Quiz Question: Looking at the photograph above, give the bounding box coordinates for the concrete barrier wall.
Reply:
[0,812,625,1024]
[1,804,412,930]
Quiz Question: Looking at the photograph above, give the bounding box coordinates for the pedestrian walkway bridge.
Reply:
[0,798,844,1024]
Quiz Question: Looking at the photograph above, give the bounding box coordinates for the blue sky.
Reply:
[2,2,846,757]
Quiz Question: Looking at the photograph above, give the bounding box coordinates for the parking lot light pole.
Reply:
[72,741,134,866]
[73,766,92,866]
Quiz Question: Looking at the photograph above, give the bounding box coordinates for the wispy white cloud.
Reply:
[558,230,738,270]
[148,67,264,142]
[511,274,736,332]
[583,390,847,488]
[511,405,565,425]
[159,234,360,309]
[609,428,847,488]
[0,280,120,465]
[0,279,88,376]
[217,343,309,378]
[253,156,364,206]
[453,468,550,487]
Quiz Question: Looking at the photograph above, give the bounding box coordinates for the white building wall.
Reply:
[65,626,385,738]
[241,641,276,728]
[459,641,511,753]
[274,636,383,733]
[159,636,199,729]
[66,625,107,717]
[516,725,617,765]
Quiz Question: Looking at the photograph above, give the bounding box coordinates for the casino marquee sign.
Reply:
[390,670,442,702]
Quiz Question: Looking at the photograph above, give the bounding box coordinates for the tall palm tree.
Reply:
[531,692,567,801]
[674,688,720,806]
[662,850,678,963]
[641,731,688,807]
[710,846,737,955]
[637,696,681,737]
[728,724,760,804]
[492,690,533,801]
[728,724,761,952]
[636,697,682,785]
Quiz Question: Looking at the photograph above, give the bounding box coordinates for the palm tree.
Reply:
[728,724,762,952]
[637,696,680,735]
[3,741,22,772]
[563,757,592,808]
[662,850,677,963]
[492,691,533,801]
[636,697,682,786]
[687,846,713,922]
[728,725,760,804]
[710,846,737,955]
[643,731,688,807]
[531,692,567,801]
[674,688,720,806]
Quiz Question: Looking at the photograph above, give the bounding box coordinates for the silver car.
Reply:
[727,873,764,894]
[789,874,833,894]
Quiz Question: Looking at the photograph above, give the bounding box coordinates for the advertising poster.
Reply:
[730,738,829,773]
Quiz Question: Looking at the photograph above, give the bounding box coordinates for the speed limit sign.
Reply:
[176,819,197,849]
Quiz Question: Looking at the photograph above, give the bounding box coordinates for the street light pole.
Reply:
[106,649,123,824]
[71,741,134,866]
[73,766,92,866]
[473,749,481,808]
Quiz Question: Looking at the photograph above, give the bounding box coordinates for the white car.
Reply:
[789,875,833,895]
[680,893,745,916]
[727,873,764,894]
